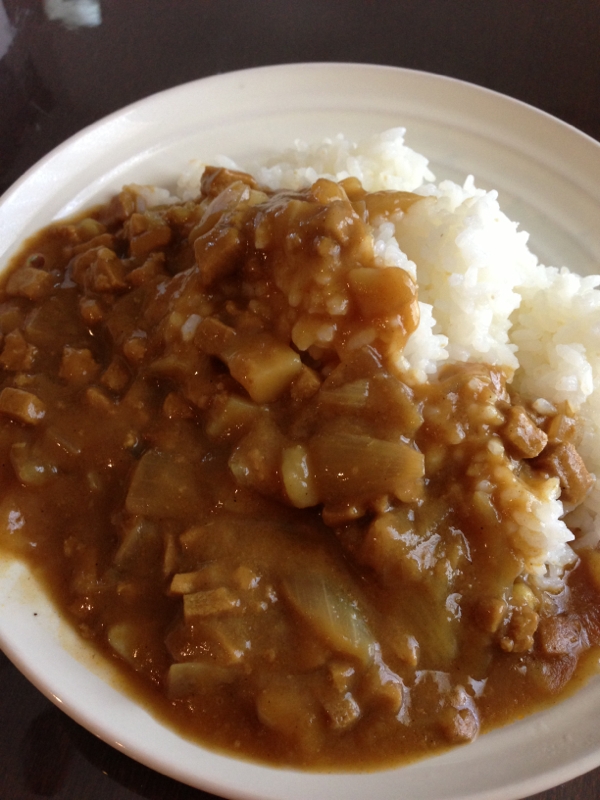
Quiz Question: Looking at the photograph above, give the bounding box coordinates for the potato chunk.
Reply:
[227,334,303,403]
[0,387,45,425]
[348,266,416,321]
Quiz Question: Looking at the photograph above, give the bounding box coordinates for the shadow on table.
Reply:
[21,702,220,799]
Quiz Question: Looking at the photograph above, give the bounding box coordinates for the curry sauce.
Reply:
[0,167,599,768]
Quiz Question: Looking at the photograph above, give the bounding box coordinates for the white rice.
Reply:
[247,128,434,193]
[173,127,600,581]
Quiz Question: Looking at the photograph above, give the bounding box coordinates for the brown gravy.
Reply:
[0,167,599,769]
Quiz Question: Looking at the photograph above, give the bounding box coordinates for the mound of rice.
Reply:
[173,128,600,582]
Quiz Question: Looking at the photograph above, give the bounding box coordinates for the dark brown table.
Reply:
[1,1,599,798]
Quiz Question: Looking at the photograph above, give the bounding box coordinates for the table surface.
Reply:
[1,1,600,798]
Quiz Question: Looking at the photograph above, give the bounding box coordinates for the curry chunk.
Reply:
[309,432,424,507]
[0,386,45,425]
[5,265,53,300]
[183,588,241,620]
[59,346,101,385]
[501,405,548,458]
[86,248,127,293]
[0,330,37,371]
[535,441,594,505]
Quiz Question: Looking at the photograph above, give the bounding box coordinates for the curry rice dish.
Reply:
[1,129,600,769]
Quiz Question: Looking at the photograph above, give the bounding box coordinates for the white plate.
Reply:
[1,63,600,800]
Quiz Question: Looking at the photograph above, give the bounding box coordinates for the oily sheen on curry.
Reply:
[0,163,598,769]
